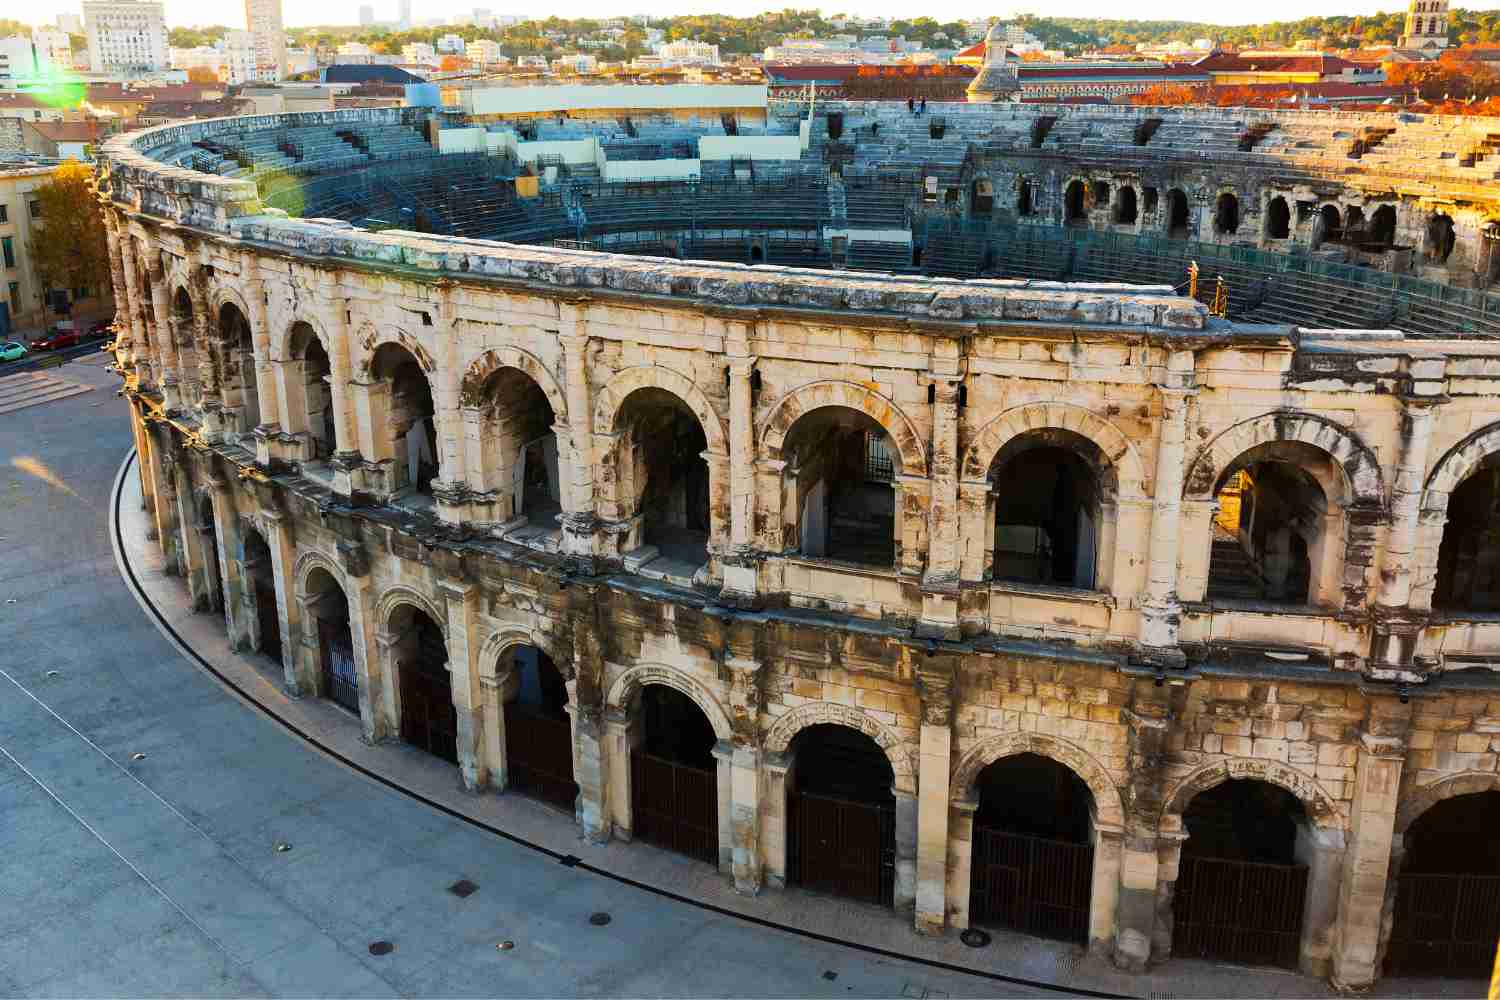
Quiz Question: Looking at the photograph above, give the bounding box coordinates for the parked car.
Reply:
[87,319,114,338]
[30,328,79,351]
[0,342,27,362]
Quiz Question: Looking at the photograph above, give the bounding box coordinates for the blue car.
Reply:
[0,342,27,363]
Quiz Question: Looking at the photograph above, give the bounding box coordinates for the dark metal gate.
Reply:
[788,789,895,905]
[1386,872,1500,977]
[399,660,457,764]
[318,620,359,715]
[505,706,578,810]
[971,826,1092,944]
[1173,854,1308,969]
[631,751,717,864]
[252,572,281,662]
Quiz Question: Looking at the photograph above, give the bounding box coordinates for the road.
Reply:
[0,360,1059,997]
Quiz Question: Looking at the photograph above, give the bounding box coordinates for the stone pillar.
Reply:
[1090,827,1125,957]
[245,279,280,464]
[207,477,242,642]
[1371,390,1442,675]
[440,579,489,791]
[895,474,928,578]
[340,554,388,743]
[431,307,470,525]
[1331,701,1411,989]
[328,300,361,498]
[894,788,919,912]
[118,234,151,387]
[103,216,130,355]
[559,322,597,562]
[713,739,735,875]
[143,426,181,573]
[705,450,731,567]
[1140,350,1196,656]
[604,705,638,838]
[569,588,611,842]
[148,265,183,410]
[725,645,765,894]
[172,466,211,611]
[1299,826,1348,978]
[945,798,977,929]
[723,356,758,603]
[260,509,299,691]
[920,379,962,638]
[761,752,790,889]
[914,658,954,934]
[1114,680,1181,971]
[479,671,509,791]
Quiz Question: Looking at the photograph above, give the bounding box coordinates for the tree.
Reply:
[185,66,219,84]
[27,162,110,318]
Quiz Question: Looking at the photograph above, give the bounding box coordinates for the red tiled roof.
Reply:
[27,120,98,142]
[763,64,861,83]
[1193,53,1358,74]
[1018,63,1209,79]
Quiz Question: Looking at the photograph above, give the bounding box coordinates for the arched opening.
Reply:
[217,302,260,435]
[614,387,710,568]
[1017,178,1034,217]
[1387,790,1500,977]
[1207,442,1338,606]
[1344,205,1366,242]
[305,567,357,715]
[1434,459,1500,613]
[1166,188,1190,238]
[1426,213,1456,263]
[1173,780,1311,970]
[970,177,994,217]
[783,405,898,569]
[1142,187,1159,215]
[1370,204,1398,246]
[1318,204,1344,246]
[371,343,438,497]
[750,243,764,263]
[172,287,194,351]
[196,494,222,615]
[989,429,1104,590]
[970,754,1095,944]
[787,724,896,905]
[629,684,719,864]
[474,366,559,526]
[287,322,334,460]
[390,603,455,764]
[1214,192,1240,236]
[1064,180,1086,225]
[1113,186,1138,226]
[1090,180,1109,213]
[501,645,577,809]
[241,527,281,665]
[1265,197,1291,240]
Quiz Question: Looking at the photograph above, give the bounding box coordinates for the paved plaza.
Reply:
[0,359,1483,998]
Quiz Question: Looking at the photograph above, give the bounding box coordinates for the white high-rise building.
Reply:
[244,0,287,81]
[221,30,257,84]
[0,36,37,82]
[32,29,74,73]
[436,33,465,54]
[83,0,169,75]
[56,13,84,35]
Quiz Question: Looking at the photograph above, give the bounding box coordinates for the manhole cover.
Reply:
[273,842,292,853]
[588,912,611,926]
[368,941,394,956]
[130,752,147,761]
[960,928,991,948]
[448,879,478,898]
[496,941,514,951]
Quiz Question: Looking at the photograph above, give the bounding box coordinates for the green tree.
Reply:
[27,162,110,317]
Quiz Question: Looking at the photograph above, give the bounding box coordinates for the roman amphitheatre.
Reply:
[97,78,1500,988]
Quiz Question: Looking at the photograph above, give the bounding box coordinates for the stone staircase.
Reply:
[828,177,847,229]
[1206,538,1264,601]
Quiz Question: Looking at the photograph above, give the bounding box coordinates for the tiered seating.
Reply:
[923,230,985,278]
[844,175,910,229]
[574,179,829,239]
[847,240,914,273]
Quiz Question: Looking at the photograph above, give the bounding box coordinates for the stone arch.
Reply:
[375,585,447,639]
[354,325,435,378]
[763,702,916,793]
[478,627,568,681]
[1395,771,1500,835]
[1421,418,1500,521]
[951,731,1124,829]
[209,284,254,336]
[1161,756,1345,832]
[292,548,347,599]
[271,312,333,363]
[960,401,1145,497]
[593,365,727,456]
[460,346,568,421]
[760,380,927,478]
[1183,410,1385,507]
[606,663,733,742]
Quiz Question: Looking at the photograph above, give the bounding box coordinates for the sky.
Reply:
[20,0,1413,31]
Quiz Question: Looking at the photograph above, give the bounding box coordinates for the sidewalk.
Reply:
[113,452,1481,1000]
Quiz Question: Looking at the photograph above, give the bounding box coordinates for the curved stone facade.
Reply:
[100,104,1500,987]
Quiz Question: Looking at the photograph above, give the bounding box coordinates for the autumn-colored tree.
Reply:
[27,162,110,315]
[185,66,219,84]
[1389,60,1500,100]
[1129,83,1211,105]
[439,54,466,71]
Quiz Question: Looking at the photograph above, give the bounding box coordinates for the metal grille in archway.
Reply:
[787,790,895,905]
[318,620,359,715]
[399,660,457,764]
[1173,855,1307,969]
[970,826,1092,944]
[630,751,717,864]
[1385,872,1500,977]
[505,706,578,810]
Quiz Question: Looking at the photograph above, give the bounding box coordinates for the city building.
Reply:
[466,39,503,66]
[1193,52,1386,87]
[436,34,465,55]
[244,0,287,81]
[1399,0,1450,51]
[1017,61,1212,100]
[401,42,436,66]
[0,158,112,336]
[56,13,84,35]
[83,0,169,75]
[656,40,721,67]
[0,37,39,83]
[32,30,74,74]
